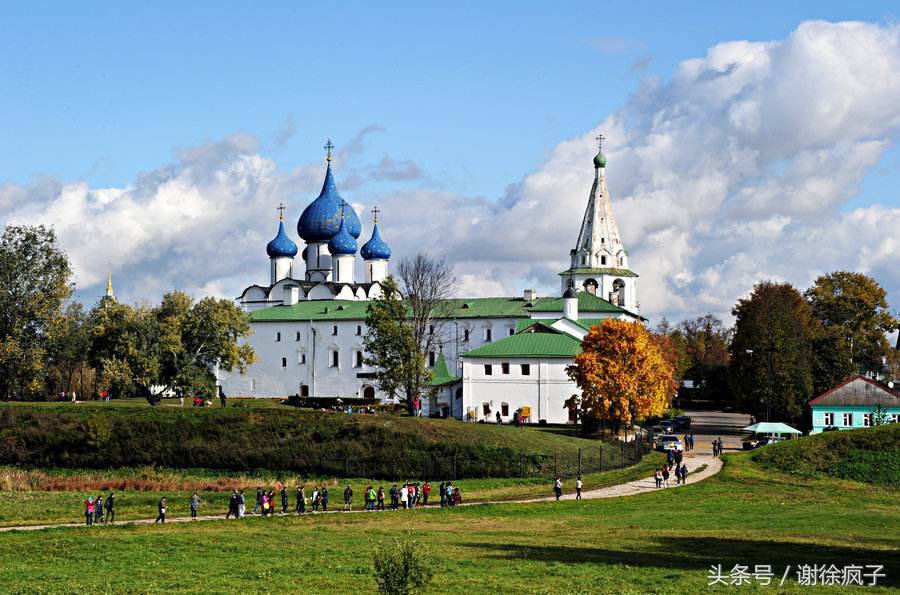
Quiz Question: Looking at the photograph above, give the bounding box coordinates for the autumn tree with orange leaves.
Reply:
[567,320,676,434]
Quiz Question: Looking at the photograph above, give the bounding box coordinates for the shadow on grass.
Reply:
[462,536,899,586]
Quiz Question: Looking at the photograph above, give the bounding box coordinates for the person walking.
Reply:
[661,465,670,488]
[155,497,167,523]
[717,438,723,457]
[190,492,201,519]
[689,433,694,450]
[94,494,104,524]
[343,485,353,512]
[422,481,431,506]
[281,486,288,514]
[321,487,329,512]
[400,484,408,510]
[377,486,385,511]
[654,468,662,488]
[553,477,562,501]
[297,486,306,514]
[226,490,238,519]
[238,490,246,518]
[296,485,304,514]
[104,493,116,524]
[680,463,688,484]
[439,482,446,508]
[84,496,94,527]
[712,440,718,458]
[253,487,262,515]
[446,482,453,506]
[575,477,583,500]
[312,487,320,512]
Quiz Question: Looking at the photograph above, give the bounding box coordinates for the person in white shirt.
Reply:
[575,477,583,500]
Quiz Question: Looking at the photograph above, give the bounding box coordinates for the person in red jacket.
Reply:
[422,481,431,506]
[84,496,94,526]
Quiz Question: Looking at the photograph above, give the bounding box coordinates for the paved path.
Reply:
[0,453,724,533]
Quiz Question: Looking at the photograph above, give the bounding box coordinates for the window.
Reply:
[863,413,872,427]
[428,352,436,367]
[281,357,287,368]
[485,328,492,342]
[841,412,853,427]
[483,364,493,376]
[354,351,363,368]
[463,329,470,342]
[429,324,434,335]
[892,414,900,424]
[275,332,281,342]
[601,255,607,265]
[521,364,531,376]
[482,403,491,416]
[298,352,306,365]
[823,412,834,426]
[356,325,362,336]
[508,328,514,336]
[501,402,509,417]
[501,362,510,375]
[295,331,302,341]
[330,350,339,368]
[331,325,338,336]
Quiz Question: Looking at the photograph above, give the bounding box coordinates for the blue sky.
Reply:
[2,1,897,204]
[2,4,900,325]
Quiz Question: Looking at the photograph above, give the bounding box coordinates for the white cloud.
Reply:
[2,20,900,326]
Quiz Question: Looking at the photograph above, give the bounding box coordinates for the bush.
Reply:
[372,539,434,595]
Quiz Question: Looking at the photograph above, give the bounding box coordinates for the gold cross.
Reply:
[324,139,334,162]
[277,203,286,221]
[371,205,380,224]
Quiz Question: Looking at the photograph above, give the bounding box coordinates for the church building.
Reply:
[218,138,644,423]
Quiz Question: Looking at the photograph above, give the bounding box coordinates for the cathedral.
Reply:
[219,138,643,423]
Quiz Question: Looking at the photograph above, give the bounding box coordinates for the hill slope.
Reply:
[0,405,629,479]
[752,424,900,487]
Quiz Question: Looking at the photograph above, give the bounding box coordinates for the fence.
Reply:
[303,438,648,482]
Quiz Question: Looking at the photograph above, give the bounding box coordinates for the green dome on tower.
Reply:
[593,150,607,169]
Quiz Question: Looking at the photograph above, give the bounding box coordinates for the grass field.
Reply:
[0,454,663,528]
[0,447,897,593]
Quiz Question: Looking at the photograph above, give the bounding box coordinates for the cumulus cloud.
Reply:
[2,20,900,326]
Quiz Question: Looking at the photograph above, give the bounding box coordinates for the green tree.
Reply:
[363,277,424,414]
[0,225,73,399]
[89,291,255,404]
[805,272,898,394]
[678,314,732,402]
[46,302,94,398]
[729,282,814,423]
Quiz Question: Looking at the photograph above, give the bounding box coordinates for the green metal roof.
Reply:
[528,291,627,314]
[516,318,605,333]
[559,267,638,278]
[462,333,582,359]
[250,296,534,323]
[425,352,459,386]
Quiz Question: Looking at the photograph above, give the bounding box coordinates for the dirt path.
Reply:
[0,454,724,533]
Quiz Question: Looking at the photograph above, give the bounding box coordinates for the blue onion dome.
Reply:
[297,163,362,242]
[266,221,298,257]
[360,223,391,260]
[327,212,357,256]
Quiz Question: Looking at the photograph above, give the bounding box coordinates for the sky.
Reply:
[2,2,900,327]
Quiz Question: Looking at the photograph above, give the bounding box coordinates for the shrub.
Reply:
[372,539,434,595]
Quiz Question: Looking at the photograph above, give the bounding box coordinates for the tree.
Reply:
[363,278,425,415]
[0,225,73,398]
[729,282,814,423]
[46,302,94,398]
[677,314,732,401]
[371,539,434,595]
[365,254,455,415]
[805,272,898,394]
[89,292,255,404]
[871,403,891,426]
[567,320,676,433]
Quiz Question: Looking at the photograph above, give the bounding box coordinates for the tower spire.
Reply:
[324,139,334,163]
[371,205,380,225]
[104,271,115,301]
[277,202,286,221]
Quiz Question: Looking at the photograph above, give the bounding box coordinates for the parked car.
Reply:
[675,415,692,430]
[651,424,673,436]
[655,434,684,452]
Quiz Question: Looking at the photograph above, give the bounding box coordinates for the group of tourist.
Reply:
[83,493,116,526]
[654,463,689,487]
[682,433,695,450]
[552,477,585,500]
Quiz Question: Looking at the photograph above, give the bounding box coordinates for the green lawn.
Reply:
[1,451,897,593]
[0,454,663,527]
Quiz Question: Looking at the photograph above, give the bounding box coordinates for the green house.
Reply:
[809,375,900,433]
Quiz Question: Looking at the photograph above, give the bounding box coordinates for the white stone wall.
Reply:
[331,255,355,284]
[460,356,576,425]
[270,257,293,285]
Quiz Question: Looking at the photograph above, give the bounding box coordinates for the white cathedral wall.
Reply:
[270,257,293,284]
[365,260,388,284]
[461,357,575,425]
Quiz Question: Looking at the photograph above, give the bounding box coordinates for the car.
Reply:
[655,435,684,452]
[660,419,677,432]
[675,415,692,430]
[756,436,784,447]
[651,425,673,436]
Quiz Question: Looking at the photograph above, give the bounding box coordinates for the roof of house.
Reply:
[559,267,639,278]
[516,318,606,334]
[425,352,459,386]
[461,332,582,359]
[808,375,900,407]
[528,291,628,314]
